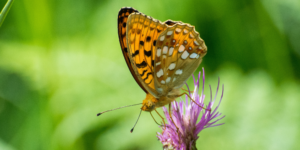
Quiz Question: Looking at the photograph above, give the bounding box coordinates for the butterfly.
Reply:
[117,7,207,113]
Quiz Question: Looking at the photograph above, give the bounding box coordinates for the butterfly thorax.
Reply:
[141,89,181,112]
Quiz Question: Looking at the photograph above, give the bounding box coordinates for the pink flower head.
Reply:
[157,68,225,150]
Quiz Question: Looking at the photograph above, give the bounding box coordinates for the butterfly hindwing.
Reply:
[126,12,168,97]
[153,22,207,95]
[118,8,207,98]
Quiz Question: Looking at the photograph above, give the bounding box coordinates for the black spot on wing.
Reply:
[132,50,139,57]
[151,60,154,66]
[136,61,147,68]
[144,50,151,57]
[118,8,139,28]
[140,41,144,46]
[143,72,153,81]
[140,69,147,77]
[164,20,178,26]
[146,36,151,42]
[124,48,128,53]
[119,7,139,15]
[118,17,124,23]
[153,40,156,46]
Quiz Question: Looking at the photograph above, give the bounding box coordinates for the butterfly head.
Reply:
[141,93,158,112]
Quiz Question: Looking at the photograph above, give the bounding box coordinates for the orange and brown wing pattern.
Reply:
[118,7,148,93]
[126,13,168,97]
[153,22,207,95]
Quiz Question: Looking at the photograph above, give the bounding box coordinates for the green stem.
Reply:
[0,0,14,27]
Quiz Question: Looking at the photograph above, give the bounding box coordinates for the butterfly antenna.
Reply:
[97,103,142,116]
[130,109,142,133]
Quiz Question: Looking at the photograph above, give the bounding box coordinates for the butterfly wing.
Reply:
[126,12,168,97]
[119,8,207,97]
[153,22,207,95]
[117,7,148,93]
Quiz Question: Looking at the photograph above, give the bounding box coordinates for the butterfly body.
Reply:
[141,90,181,112]
[118,7,207,112]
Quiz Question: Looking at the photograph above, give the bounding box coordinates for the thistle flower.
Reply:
[157,68,225,150]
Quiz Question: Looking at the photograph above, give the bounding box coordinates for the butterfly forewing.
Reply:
[118,8,149,93]
[153,23,207,95]
[126,13,168,97]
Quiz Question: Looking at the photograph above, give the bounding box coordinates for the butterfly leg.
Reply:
[180,93,211,112]
[181,88,194,93]
[169,103,180,134]
[150,111,163,126]
[154,109,166,126]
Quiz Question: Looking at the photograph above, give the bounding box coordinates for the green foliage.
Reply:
[0,0,299,149]
[0,0,14,27]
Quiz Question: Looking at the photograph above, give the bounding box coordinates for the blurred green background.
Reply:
[0,0,300,149]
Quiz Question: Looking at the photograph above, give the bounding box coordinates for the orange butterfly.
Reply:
[99,7,207,130]
[118,7,207,112]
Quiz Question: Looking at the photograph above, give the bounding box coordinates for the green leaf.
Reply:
[0,0,14,27]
